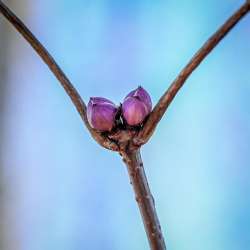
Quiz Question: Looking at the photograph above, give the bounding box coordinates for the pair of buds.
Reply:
[87,86,152,132]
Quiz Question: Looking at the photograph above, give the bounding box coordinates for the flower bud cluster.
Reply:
[87,86,152,132]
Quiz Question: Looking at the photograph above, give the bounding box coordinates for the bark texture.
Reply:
[122,150,166,250]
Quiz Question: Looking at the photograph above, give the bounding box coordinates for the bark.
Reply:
[135,2,250,146]
[122,149,166,250]
[0,0,118,151]
[1,1,250,250]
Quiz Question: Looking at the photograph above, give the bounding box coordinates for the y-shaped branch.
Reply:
[0,0,118,151]
[136,1,250,145]
[1,1,250,249]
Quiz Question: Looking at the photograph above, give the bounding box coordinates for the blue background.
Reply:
[1,0,250,249]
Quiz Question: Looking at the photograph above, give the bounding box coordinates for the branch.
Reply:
[136,1,250,145]
[0,1,118,151]
[122,149,166,250]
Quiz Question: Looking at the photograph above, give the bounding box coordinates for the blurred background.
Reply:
[0,0,250,249]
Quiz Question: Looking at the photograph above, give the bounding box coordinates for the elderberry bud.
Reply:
[87,97,118,132]
[122,86,152,126]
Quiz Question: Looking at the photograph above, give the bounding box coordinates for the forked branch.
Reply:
[0,0,118,151]
[1,1,250,250]
[135,1,250,145]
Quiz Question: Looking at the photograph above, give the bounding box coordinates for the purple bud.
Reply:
[122,86,152,126]
[87,97,118,132]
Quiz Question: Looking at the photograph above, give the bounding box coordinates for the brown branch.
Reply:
[135,1,250,146]
[1,1,249,249]
[122,149,166,250]
[0,1,118,151]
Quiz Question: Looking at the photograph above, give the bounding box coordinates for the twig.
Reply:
[135,1,250,145]
[1,1,250,250]
[0,0,118,151]
[121,149,166,250]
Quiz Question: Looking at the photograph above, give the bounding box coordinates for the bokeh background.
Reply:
[0,0,250,249]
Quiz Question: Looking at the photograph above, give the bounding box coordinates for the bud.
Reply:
[122,86,152,126]
[87,97,118,132]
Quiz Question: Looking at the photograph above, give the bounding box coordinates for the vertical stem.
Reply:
[122,149,166,250]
